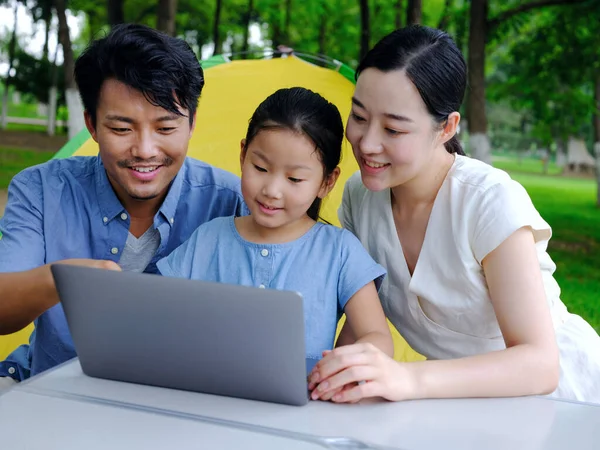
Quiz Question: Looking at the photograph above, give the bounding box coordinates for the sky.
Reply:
[0,2,83,76]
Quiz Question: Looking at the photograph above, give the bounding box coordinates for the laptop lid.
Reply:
[51,264,309,406]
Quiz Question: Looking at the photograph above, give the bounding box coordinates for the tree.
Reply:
[0,0,18,130]
[157,0,178,36]
[241,0,254,54]
[108,0,124,27]
[465,0,590,164]
[358,0,370,60]
[406,0,421,25]
[211,0,223,55]
[55,0,85,138]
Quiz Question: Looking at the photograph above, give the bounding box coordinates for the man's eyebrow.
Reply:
[155,114,185,122]
[105,115,134,123]
[351,97,414,123]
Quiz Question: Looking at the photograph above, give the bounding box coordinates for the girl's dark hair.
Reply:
[75,23,204,128]
[243,87,343,221]
[357,25,466,155]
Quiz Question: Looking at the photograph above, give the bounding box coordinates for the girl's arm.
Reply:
[310,227,559,402]
[343,281,393,357]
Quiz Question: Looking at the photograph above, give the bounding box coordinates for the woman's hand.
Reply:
[308,344,418,403]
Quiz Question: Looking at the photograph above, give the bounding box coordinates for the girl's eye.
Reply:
[351,112,366,122]
[288,177,303,183]
[253,164,267,172]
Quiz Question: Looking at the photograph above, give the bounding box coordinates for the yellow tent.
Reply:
[0,54,423,364]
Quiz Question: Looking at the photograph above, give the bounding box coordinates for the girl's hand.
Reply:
[308,344,417,403]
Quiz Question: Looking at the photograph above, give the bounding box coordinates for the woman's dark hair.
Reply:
[243,87,343,221]
[75,23,204,128]
[357,25,466,155]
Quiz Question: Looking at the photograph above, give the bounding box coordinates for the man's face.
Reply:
[85,78,194,203]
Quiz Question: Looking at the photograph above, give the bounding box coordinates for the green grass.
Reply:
[501,172,600,333]
[0,147,55,189]
[493,155,563,176]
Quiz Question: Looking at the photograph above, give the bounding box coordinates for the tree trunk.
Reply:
[1,3,18,131]
[211,0,223,56]
[47,39,61,136]
[42,6,52,62]
[359,0,370,61]
[55,0,85,139]
[242,0,254,54]
[438,0,453,30]
[594,74,600,207]
[395,0,403,28]
[318,7,327,55]
[108,0,125,27]
[406,0,422,25]
[157,0,178,36]
[284,0,292,44]
[467,0,491,164]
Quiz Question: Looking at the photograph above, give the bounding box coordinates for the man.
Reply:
[0,24,245,386]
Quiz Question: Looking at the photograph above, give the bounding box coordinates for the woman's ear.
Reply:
[439,112,460,145]
[318,167,341,199]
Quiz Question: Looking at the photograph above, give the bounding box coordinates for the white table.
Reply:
[1,359,599,449]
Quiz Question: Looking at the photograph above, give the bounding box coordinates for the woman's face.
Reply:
[345,68,442,192]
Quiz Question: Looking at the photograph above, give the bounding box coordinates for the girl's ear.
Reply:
[239,139,247,171]
[317,167,341,199]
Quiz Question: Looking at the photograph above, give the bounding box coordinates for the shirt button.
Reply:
[259,284,266,289]
[120,213,128,220]
[111,247,119,255]
[261,249,269,257]
[103,217,108,224]
[170,218,174,224]
[8,367,15,375]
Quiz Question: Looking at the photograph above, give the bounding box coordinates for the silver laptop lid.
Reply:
[52,264,308,406]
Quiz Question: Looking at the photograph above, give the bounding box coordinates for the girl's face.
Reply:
[240,128,338,234]
[345,68,446,192]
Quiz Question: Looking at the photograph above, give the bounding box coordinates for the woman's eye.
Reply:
[351,112,366,122]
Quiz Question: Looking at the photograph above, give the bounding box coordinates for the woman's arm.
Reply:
[310,227,559,402]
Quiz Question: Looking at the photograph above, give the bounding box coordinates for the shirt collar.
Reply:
[95,157,126,223]
[157,159,185,226]
[94,156,184,227]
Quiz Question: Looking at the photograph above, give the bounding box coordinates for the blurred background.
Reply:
[0,0,598,332]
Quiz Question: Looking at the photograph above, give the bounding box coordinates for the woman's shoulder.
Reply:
[448,155,530,202]
[450,155,513,190]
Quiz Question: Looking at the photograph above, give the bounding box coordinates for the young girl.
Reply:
[158,87,393,364]
[309,26,600,404]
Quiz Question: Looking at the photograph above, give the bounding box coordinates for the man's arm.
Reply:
[0,260,120,335]
[0,174,120,334]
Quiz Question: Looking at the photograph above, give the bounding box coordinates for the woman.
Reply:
[308,25,600,404]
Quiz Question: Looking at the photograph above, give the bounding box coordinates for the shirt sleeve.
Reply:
[338,172,359,236]
[471,179,551,263]
[0,171,46,273]
[156,225,203,279]
[337,229,386,310]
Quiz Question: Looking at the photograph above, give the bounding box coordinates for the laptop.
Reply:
[51,264,312,406]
